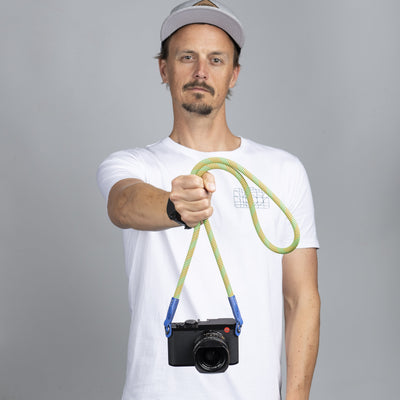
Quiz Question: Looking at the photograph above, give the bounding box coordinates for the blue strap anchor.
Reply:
[164,295,243,337]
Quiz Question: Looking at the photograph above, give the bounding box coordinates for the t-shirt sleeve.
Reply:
[280,157,319,249]
[96,149,147,202]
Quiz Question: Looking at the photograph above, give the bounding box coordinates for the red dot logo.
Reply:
[224,327,230,333]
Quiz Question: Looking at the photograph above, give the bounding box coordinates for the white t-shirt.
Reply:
[97,137,319,400]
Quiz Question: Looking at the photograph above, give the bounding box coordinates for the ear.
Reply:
[229,65,241,89]
[159,59,169,84]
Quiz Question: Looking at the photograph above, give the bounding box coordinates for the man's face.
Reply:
[159,24,240,117]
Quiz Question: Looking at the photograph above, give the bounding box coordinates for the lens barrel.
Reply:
[193,331,230,373]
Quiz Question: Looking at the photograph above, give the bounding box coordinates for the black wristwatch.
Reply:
[166,198,191,229]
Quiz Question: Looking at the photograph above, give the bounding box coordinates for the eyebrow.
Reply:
[176,49,195,55]
[176,49,229,58]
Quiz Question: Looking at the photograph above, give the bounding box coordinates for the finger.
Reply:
[180,206,214,227]
[172,175,204,190]
[177,198,210,213]
[202,172,216,193]
[176,188,211,202]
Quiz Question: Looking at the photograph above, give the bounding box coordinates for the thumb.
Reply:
[202,172,216,193]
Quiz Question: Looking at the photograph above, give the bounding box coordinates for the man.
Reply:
[97,1,320,399]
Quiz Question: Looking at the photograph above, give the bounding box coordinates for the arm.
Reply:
[282,248,320,400]
[107,173,216,230]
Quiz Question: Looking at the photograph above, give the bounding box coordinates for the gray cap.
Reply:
[160,0,245,48]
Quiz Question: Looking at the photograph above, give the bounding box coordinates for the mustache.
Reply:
[183,81,215,96]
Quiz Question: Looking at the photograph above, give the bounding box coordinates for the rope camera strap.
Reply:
[164,157,300,337]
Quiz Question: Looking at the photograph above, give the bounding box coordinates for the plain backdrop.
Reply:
[1,0,399,399]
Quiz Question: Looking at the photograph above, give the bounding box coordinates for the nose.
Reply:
[193,59,208,80]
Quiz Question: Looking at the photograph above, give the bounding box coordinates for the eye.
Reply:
[211,57,223,64]
[181,54,194,62]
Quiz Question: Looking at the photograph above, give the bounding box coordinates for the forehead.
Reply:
[168,24,235,53]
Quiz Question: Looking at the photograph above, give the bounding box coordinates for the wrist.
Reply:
[286,395,308,400]
[285,388,309,400]
[166,198,191,229]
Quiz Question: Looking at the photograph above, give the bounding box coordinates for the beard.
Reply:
[181,80,215,116]
[182,101,213,116]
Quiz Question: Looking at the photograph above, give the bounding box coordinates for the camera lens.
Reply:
[193,331,229,373]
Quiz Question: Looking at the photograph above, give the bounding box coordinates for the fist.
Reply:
[169,172,216,227]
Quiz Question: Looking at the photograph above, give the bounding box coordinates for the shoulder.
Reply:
[99,139,166,166]
[242,138,304,170]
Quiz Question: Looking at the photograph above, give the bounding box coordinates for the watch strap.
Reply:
[166,198,191,229]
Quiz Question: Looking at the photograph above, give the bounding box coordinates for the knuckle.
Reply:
[195,189,208,200]
[196,173,206,182]
[169,191,179,202]
[200,198,210,209]
[172,176,184,188]
[179,210,189,221]
[171,175,181,186]
[191,176,203,189]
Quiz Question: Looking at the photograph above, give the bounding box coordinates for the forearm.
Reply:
[108,180,177,230]
[107,173,215,231]
[284,292,320,400]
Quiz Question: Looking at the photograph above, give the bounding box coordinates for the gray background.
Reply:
[1,0,399,399]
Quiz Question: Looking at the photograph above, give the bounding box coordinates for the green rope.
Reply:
[173,157,300,300]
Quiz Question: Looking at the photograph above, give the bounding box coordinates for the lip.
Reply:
[183,82,215,96]
[188,87,210,93]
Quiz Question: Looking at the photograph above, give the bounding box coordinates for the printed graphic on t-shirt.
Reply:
[233,187,270,209]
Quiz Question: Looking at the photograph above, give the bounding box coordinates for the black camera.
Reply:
[167,318,239,373]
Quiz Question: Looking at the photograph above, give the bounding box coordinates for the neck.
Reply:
[169,104,240,152]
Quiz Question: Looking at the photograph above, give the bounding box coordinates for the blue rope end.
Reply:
[164,297,179,338]
[228,295,243,336]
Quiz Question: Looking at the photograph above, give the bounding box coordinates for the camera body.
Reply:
[168,318,239,373]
